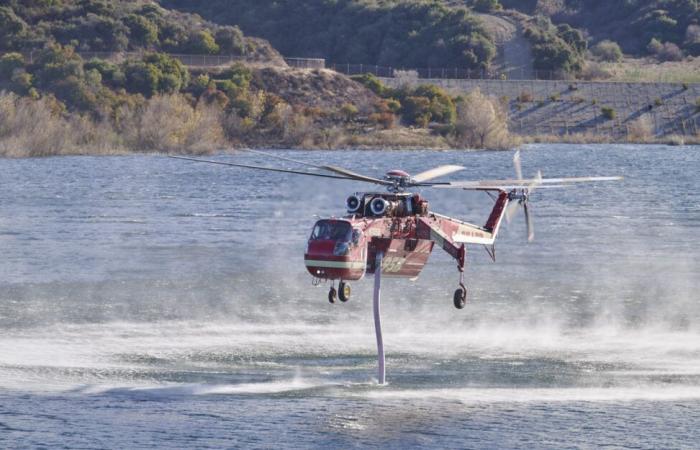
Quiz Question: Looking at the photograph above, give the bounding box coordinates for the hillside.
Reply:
[0,0,282,61]
[500,0,700,57]
[0,1,520,156]
[160,0,497,69]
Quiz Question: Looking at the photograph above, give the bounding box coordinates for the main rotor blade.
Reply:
[238,148,322,169]
[434,175,622,190]
[513,151,523,181]
[168,155,356,181]
[239,149,393,186]
[320,165,393,186]
[411,165,465,183]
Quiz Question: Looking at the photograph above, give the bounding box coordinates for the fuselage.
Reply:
[304,192,437,281]
[304,190,510,282]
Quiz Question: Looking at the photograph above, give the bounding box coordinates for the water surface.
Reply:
[1,145,699,448]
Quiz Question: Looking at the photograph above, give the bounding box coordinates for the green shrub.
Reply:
[215,26,246,55]
[525,18,586,74]
[228,63,252,91]
[84,58,122,86]
[0,52,24,79]
[339,103,359,122]
[124,14,159,47]
[123,60,160,96]
[186,30,220,54]
[401,96,432,127]
[122,53,189,96]
[351,73,388,97]
[10,70,32,93]
[654,97,663,106]
[33,45,85,88]
[601,106,616,120]
[591,40,623,62]
[412,84,456,124]
[471,0,501,12]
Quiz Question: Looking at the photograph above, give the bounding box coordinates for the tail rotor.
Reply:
[505,151,541,242]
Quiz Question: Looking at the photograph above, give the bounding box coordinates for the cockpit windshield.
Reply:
[310,220,352,242]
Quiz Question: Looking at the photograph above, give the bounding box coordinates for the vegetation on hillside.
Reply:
[352,73,514,148]
[501,0,700,59]
[0,0,274,58]
[161,0,497,70]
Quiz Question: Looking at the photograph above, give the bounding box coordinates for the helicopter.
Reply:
[171,149,622,383]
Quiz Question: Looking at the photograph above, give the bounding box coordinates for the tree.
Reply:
[215,26,245,55]
[452,89,510,149]
[186,30,220,54]
[123,60,160,96]
[124,14,159,48]
[0,6,27,49]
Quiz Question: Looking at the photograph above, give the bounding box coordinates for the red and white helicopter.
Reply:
[172,150,621,383]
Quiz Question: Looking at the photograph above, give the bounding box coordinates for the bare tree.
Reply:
[452,88,514,149]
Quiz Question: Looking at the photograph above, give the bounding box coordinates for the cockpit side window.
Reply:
[310,220,352,241]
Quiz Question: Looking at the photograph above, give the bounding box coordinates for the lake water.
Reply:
[1,145,699,448]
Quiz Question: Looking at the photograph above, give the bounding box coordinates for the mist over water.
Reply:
[1,145,699,448]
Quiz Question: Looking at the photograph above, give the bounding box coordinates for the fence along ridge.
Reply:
[9,50,697,83]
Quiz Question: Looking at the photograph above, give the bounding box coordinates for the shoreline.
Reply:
[2,140,699,160]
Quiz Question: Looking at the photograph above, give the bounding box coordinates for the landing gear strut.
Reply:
[453,245,468,309]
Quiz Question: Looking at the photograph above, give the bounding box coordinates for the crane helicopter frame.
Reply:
[171,149,622,309]
[171,149,621,384]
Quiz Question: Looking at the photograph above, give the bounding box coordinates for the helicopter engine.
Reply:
[346,195,362,213]
[370,197,402,216]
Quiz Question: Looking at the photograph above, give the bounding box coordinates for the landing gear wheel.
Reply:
[328,287,337,304]
[453,286,467,309]
[338,282,351,302]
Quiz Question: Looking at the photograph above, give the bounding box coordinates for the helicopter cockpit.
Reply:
[309,220,353,242]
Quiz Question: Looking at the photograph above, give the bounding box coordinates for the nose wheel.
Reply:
[338,281,351,302]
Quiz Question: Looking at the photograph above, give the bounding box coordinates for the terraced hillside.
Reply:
[383,77,700,139]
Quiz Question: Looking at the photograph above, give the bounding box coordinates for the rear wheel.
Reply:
[328,287,337,304]
[453,287,467,309]
[338,282,351,302]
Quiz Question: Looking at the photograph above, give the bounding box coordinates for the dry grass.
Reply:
[0,92,125,157]
[344,128,450,150]
[0,91,225,157]
[592,57,700,83]
[520,131,700,145]
[626,115,654,142]
[122,94,225,154]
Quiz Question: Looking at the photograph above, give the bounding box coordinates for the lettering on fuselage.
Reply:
[381,256,406,273]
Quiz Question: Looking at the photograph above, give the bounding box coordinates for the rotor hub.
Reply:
[384,170,412,192]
